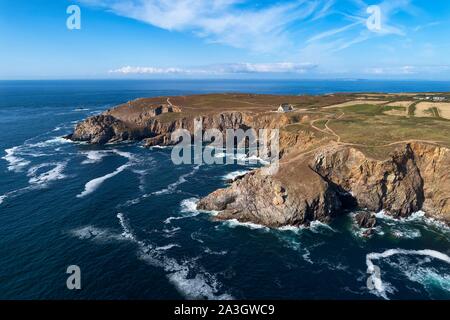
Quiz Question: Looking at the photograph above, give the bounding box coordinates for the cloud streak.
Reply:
[109,62,318,75]
[81,0,322,52]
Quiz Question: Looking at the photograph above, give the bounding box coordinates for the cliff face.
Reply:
[197,168,342,228]
[69,102,293,147]
[68,115,130,144]
[311,143,449,223]
[68,97,450,227]
[198,142,450,227]
[69,110,252,145]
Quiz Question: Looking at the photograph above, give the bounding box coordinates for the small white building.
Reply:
[433,96,446,102]
[278,103,294,113]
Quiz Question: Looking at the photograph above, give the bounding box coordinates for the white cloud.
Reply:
[364,65,450,75]
[109,66,189,74]
[81,0,322,52]
[109,62,318,75]
[306,21,361,43]
[306,0,416,54]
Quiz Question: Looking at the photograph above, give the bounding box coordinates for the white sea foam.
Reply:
[116,212,136,241]
[366,249,450,299]
[3,147,31,172]
[27,162,67,186]
[129,226,232,300]
[70,226,123,241]
[214,152,266,165]
[222,170,251,181]
[302,249,313,264]
[0,195,6,205]
[81,151,108,164]
[132,169,148,192]
[391,227,421,239]
[153,165,200,196]
[403,266,450,293]
[162,226,181,236]
[29,137,72,148]
[167,267,233,300]
[73,211,232,300]
[112,149,135,160]
[3,136,73,173]
[191,232,204,244]
[309,220,335,233]
[204,247,228,256]
[164,198,200,224]
[180,198,199,213]
[77,164,130,198]
[156,244,180,251]
[278,225,304,233]
[376,210,449,233]
[224,219,269,231]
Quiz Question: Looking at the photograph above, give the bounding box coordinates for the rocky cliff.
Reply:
[198,142,450,227]
[68,110,251,145]
[68,96,450,228]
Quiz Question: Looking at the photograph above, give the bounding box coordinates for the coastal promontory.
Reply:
[68,93,450,227]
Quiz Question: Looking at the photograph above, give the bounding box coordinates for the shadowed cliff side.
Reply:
[67,94,450,227]
[198,142,450,227]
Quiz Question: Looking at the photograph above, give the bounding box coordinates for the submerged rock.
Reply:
[355,212,377,229]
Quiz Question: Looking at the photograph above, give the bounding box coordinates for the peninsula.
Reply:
[68,93,450,228]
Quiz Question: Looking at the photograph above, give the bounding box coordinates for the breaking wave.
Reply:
[81,151,109,164]
[309,220,336,233]
[223,219,269,231]
[77,164,130,198]
[366,249,450,299]
[3,137,72,173]
[114,212,232,300]
[3,147,31,172]
[222,170,251,181]
[152,165,200,196]
[164,198,200,224]
[27,162,67,186]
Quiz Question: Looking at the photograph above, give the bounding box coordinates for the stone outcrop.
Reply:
[198,142,450,227]
[68,96,450,228]
[355,212,377,229]
[66,115,130,144]
[197,162,343,228]
[310,142,449,223]
[69,110,251,145]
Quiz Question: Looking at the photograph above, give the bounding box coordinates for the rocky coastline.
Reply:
[67,95,450,228]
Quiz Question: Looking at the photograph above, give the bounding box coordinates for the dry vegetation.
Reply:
[110,93,450,158]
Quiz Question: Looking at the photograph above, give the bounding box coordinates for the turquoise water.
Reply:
[0,80,449,300]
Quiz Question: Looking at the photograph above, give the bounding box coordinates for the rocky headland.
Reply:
[68,93,450,228]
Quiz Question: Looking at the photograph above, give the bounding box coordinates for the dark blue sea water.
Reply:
[0,80,449,300]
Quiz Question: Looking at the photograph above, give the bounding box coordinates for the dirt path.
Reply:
[280,110,442,165]
[337,139,443,148]
[309,112,344,142]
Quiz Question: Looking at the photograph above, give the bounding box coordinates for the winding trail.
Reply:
[281,109,443,165]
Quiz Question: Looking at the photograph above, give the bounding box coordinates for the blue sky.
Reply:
[1,0,449,79]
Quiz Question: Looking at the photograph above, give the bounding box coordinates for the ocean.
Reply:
[0,79,449,300]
